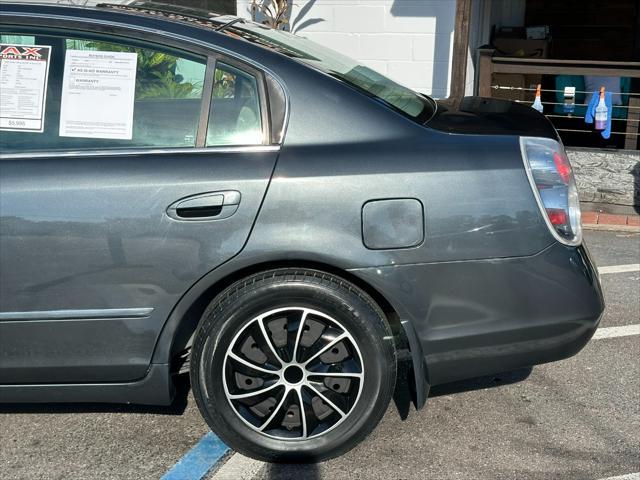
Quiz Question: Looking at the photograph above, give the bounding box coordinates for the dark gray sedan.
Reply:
[0,2,604,462]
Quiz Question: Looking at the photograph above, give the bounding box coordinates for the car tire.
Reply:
[190,268,397,462]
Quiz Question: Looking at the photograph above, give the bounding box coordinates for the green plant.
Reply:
[212,68,236,98]
[82,41,198,99]
[250,0,325,34]
[251,0,292,30]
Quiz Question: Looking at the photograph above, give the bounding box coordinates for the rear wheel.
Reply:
[190,269,396,462]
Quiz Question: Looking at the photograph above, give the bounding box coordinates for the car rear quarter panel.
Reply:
[239,59,555,267]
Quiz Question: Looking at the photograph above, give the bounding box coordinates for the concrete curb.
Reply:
[583,224,640,233]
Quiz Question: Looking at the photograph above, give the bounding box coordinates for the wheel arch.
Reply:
[151,258,428,409]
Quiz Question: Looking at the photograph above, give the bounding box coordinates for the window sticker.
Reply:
[0,44,51,132]
[59,50,137,140]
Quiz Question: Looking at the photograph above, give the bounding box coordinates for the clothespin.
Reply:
[563,86,575,115]
[532,84,543,113]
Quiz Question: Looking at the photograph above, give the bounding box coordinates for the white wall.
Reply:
[236,0,457,98]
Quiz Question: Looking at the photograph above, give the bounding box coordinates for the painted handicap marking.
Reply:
[161,432,229,480]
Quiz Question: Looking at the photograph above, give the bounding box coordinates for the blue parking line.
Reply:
[161,432,229,480]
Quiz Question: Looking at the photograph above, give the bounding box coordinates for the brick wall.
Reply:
[236,0,456,98]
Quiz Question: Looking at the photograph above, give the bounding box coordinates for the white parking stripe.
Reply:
[210,453,264,480]
[598,264,640,274]
[593,325,640,340]
[597,473,640,480]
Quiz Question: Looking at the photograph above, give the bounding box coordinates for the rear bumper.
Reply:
[349,242,604,386]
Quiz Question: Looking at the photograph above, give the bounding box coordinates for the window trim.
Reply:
[201,54,272,148]
[0,145,281,161]
[1,15,279,155]
[196,55,217,147]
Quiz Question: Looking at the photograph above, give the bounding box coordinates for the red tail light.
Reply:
[547,208,568,226]
[520,137,582,246]
[553,152,571,184]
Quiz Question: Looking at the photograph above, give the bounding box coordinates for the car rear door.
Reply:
[0,25,279,383]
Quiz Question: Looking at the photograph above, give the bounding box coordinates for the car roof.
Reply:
[2,1,217,16]
[1,2,320,65]
[0,1,241,30]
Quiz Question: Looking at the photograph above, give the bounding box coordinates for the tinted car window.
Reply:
[1,34,35,44]
[221,23,435,123]
[207,62,263,146]
[0,31,206,152]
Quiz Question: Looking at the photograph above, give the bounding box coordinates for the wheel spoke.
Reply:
[228,382,282,400]
[307,371,363,378]
[259,386,290,432]
[258,316,285,366]
[224,307,364,440]
[292,309,309,363]
[303,332,348,367]
[307,384,345,417]
[296,387,307,438]
[228,351,279,375]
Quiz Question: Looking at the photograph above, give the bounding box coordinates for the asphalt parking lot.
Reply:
[1,229,638,480]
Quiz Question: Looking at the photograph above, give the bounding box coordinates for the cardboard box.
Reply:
[493,38,549,59]
[496,26,526,39]
[491,37,548,103]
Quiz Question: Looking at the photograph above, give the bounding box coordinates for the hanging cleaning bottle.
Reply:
[595,86,608,131]
[532,84,543,113]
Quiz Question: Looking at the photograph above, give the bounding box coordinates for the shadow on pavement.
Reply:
[260,461,321,480]
[429,367,533,397]
[257,368,533,479]
[392,358,532,419]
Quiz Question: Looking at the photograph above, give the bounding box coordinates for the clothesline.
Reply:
[491,85,640,96]
[512,99,640,109]
[555,128,639,136]
[546,114,640,122]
